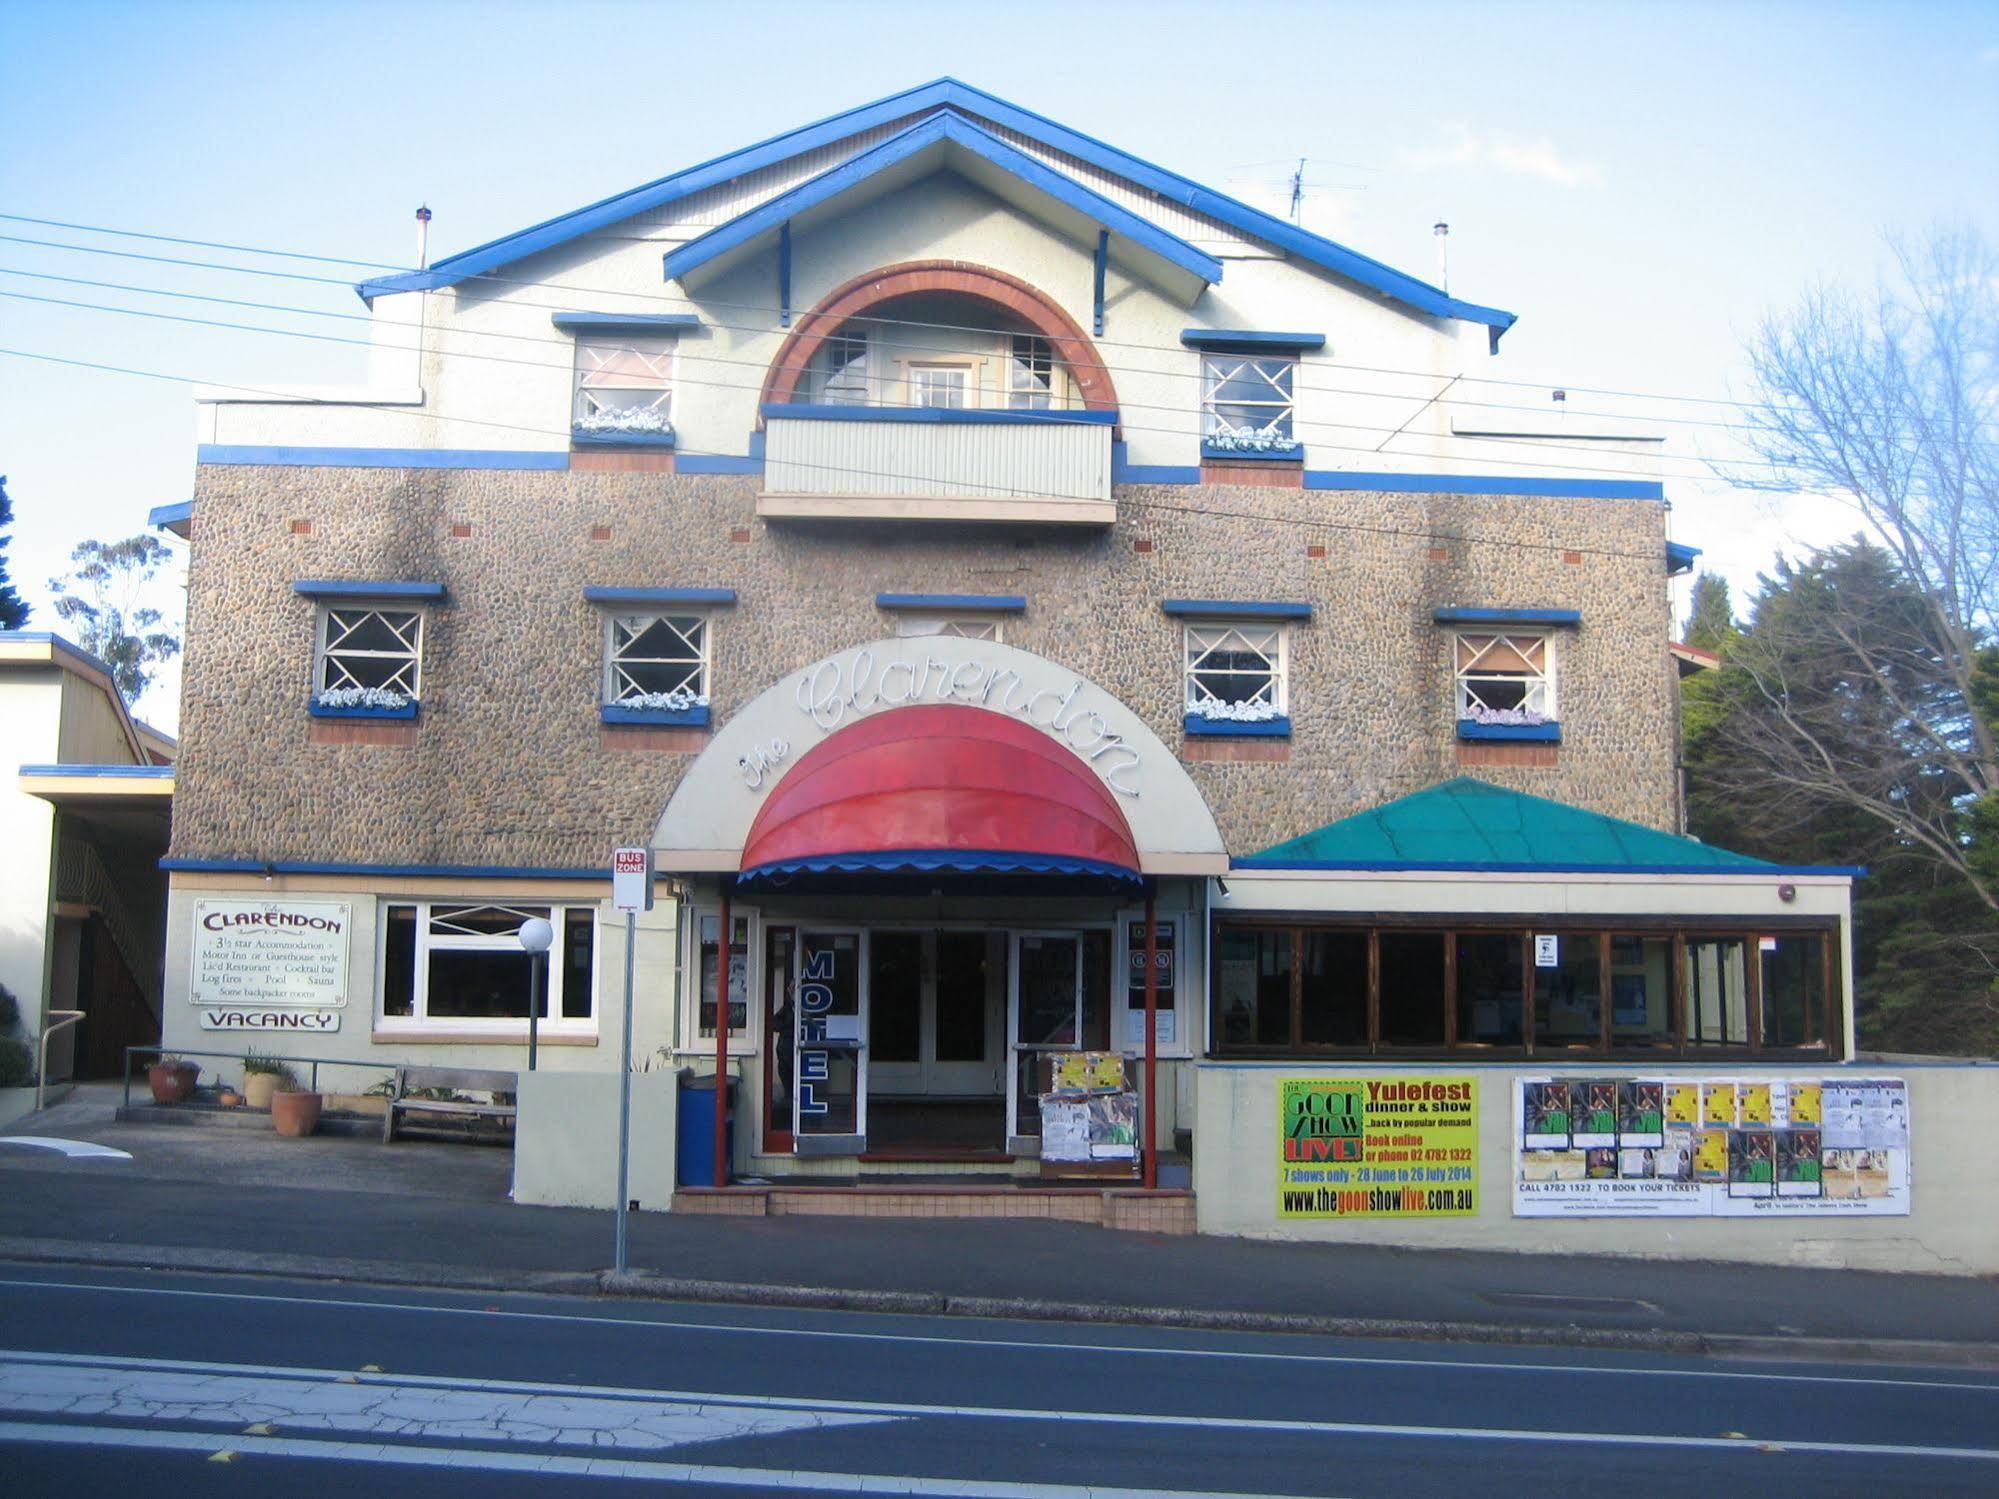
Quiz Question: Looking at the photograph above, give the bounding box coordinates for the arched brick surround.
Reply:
[759,260,1119,413]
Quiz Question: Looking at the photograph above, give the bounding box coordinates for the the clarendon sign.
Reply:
[189,899,352,1010]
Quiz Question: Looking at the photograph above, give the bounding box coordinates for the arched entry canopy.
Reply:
[652,636,1227,878]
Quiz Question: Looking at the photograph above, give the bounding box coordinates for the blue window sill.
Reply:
[1184,713,1291,739]
[601,703,711,728]
[309,699,419,721]
[570,429,676,448]
[1457,719,1561,743]
[1201,440,1304,463]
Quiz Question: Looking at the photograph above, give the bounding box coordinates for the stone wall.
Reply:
[170,465,1676,867]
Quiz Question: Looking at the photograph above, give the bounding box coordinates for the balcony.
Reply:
[758,405,1116,526]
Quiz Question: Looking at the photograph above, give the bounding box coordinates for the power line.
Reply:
[0,344,1693,565]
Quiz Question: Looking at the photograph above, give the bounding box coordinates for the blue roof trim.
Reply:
[551,312,702,335]
[876,592,1028,613]
[1667,540,1702,575]
[357,80,1513,337]
[293,580,447,602]
[0,630,122,684]
[1304,470,1664,501]
[674,453,765,474]
[664,113,1222,288]
[1434,607,1582,627]
[584,586,738,607]
[147,500,193,529]
[163,857,625,881]
[1112,441,1200,485]
[1161,599,1314,620]
[19,763,173,779]
[1181,329,1326,351]
[200,444,569,471]
[738,849,1142,885]
[765,402,1118,426]
[1231,857,1866,876]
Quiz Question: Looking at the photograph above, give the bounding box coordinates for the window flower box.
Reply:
[602,689,711,728]
[1184,700,1291,738]
[1457,717,1561,743]
[310,688,419,721]
[1202,434,1303,462]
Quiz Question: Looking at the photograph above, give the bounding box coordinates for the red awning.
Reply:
[739,705,1139,883]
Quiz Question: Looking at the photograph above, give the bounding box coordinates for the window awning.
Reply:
[738,704,1140,887]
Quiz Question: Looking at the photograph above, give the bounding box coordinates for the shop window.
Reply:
[1184,622,1288,722]
[1377,932,1446,1046]
[1759,934,1827,1048]
[573,336,673,438]
[1531,932,1605,1049]
[694,911,750,1041]
[316,606,422,706]
[604,612,710,709]
[1299,931,1367,1046]
[895,613,1004,642]
[1609,935,1674,1046]
[1684,937,1750,1046]
[1201,353,1296,445]
[1216,927,1292,1048]
[1456,932,1524,1045]
[378,903,596,1031]
[808,332,870,405]
[1455,632,1555,725]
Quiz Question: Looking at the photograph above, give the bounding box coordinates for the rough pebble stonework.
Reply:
[170,465,1678,868]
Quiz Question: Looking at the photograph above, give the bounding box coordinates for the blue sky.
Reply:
[2,0,1996,728]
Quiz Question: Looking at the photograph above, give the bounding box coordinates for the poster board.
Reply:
[1513,1076,1910,1217]
[1277,1077,1479,1218]
[1039,1052,1138,1167]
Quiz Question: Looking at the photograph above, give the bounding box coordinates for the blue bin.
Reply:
[676,1070,736,1187]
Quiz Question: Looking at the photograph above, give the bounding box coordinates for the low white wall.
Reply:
[512,1068,678,1212]
[1194,1062,1999,1276]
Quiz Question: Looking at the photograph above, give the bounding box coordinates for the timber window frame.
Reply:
[377,901,599,1037]
[572,335,674,436]
[602,611,712,708]
[1455,630,1557,723]
[1201,352,1297,443]
[1183,620,1290,730]
[313,605,424,710]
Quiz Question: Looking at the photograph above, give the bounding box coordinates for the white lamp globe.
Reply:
[517,917,555,954]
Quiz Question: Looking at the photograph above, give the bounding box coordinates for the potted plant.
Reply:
[241,1052,297,1111]
[146,1055,200,1104]
[269,1079,323,1138]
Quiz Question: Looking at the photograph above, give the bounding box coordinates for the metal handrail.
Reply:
[121,1044,397,1110]
[37,1010,84,1113]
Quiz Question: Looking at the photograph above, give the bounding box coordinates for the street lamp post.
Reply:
[517,917,555,1072]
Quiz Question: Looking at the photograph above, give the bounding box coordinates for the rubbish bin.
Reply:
[676,1069,736,1187]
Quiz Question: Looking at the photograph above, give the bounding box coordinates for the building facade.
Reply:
[156,82,1863,1230]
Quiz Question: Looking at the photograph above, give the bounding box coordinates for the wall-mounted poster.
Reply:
[1512,1077,1910,1218]
[1278,1076,1478,1218]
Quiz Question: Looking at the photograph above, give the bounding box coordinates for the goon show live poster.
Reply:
[1277,1077,1479,1218]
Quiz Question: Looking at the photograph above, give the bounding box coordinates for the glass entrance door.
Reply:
[794,929,866,1154]
[1007,931,1112,1141]
[869,931,1005,1098]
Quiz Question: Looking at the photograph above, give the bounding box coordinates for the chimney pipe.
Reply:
[415,205,432,271]
[1432,221,1449,293]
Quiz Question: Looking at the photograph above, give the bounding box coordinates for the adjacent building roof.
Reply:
[1236,777,1852,875]
[355,78,1517,340]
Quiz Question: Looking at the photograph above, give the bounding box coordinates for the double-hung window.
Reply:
[380,902,598,1034]
[1201,354,1298,453]
[573,336,674,438]
[1455,632,1555,724]
[315,606,422,713]
[604,612,710,718]
[1008,335,1055,410]
[1184,621,1288,726]
[908,363,971,409]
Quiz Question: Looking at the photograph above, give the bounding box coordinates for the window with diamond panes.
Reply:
[894,613,1005,642]
[573,337,673,430]
[1201,354,1295,440]
[810,332,869,405]
[605,613,709,705]
[1455,632,1554,720]
[318,608,422,697]
[1009,335,1054,410]
[1184,623,1286,712]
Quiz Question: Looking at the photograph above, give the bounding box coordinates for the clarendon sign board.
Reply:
[189,899,352,1010]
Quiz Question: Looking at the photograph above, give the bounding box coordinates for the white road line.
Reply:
[0,1421,1301,1499]
[1,1274,1993,1394]
[7,1350,1999,1463]
[0,1138,132,1160]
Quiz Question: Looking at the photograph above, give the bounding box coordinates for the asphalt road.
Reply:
[1,1263,1995,1496]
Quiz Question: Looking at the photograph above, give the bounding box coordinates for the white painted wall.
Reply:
[512,1068,678,1211]
[1195,1062,1999,1275]
[0,669,64,1038]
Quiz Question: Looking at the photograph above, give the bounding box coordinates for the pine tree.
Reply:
[0,476,29,630]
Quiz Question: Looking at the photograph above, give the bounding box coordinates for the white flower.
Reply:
[1188,698,1283,722]
[616,688,709,713]
[1466,704,1550,726]
[574,409,674,437]
[1206,425,1301,456]
[316,686,410,710]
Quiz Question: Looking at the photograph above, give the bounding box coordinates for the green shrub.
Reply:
[0,984,20,1036]
[0,1040,33,1089]
[243,1052,299,1087]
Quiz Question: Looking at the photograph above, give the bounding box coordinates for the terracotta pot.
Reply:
[242,1072,280,1110]
[218,1090,243,1108]
[270,1090,322,1138]
[147,1062,198,1105]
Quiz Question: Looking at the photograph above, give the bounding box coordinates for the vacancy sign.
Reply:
[612,847,654,912]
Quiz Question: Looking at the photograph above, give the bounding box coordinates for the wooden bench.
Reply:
[382,1065,518,1144]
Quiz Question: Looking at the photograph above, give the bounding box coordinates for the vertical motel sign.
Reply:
[797,945,834,1115]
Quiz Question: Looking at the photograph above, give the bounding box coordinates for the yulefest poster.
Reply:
[1513,1076,1910,1218]
[1278,1077,1478,1218]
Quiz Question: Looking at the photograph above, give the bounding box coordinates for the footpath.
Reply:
[4,1088,1997,1365]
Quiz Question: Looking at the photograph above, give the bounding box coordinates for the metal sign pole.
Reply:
[614,907,636,1273]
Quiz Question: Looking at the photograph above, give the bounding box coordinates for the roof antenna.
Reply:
[1433,221,1450,293]
[1288,159,1307,224]
[415,205,433,271]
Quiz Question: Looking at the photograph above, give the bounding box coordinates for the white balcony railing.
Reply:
[759,407,1115,524]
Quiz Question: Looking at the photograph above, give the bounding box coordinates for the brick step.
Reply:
[673,1183,1194,1233]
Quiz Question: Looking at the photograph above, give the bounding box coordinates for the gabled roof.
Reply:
[356,79,1516,341]
[662,112,1221,302]
[1235,777,1850,875]
[0,630,158,767]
